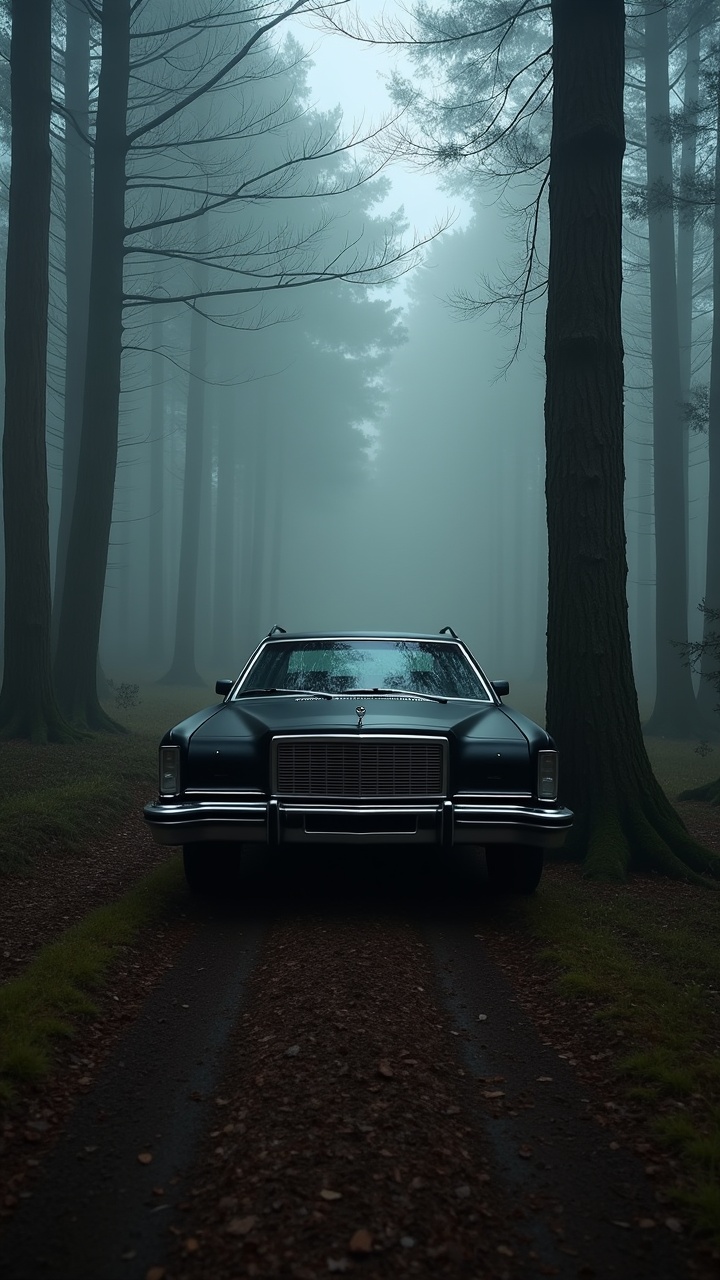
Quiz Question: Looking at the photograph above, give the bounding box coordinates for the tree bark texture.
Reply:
[643,0,699,736]
[54,0,130,729]
[160,282,208,686]
[0,0,73,741]
[53,0,93,652]
[545,0,718,880]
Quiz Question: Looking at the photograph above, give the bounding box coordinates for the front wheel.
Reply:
[485,845,543,895]
[183,842,240,896]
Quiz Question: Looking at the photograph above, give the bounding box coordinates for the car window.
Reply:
[238,639,491,700]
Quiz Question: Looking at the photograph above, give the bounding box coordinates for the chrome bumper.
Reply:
[144,798,573,848]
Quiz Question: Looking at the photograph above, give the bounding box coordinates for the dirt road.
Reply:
[0,846,709,1279]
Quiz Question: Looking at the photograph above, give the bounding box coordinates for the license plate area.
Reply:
[303,811,418,836]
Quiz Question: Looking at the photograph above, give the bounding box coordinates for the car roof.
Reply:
[261,632,462,643]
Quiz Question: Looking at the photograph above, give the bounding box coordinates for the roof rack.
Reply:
[267,624,287,637]
[439,625,459,638]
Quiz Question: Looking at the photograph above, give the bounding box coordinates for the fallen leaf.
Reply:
[320,1189,342,1201]
[137,1152,153,1165]
[482,1090,505,1099]
[184,1238,200,1253]
[226,1215,257,1235]
[349,1228,372,1253]
[377,1060,394,1078]
[146,1269,166,1280]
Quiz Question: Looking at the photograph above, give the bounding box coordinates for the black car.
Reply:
[144,630,572,894]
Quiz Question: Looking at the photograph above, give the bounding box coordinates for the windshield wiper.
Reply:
[236,687,333,700]
[344,687,447,705]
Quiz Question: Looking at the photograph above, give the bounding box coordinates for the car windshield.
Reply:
[237,639,491,700]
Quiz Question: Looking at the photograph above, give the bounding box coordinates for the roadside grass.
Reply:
[0,855,185,1104]
[0,684,214,875]
[506,868,720,1240]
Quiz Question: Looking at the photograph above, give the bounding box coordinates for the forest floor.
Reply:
[0,686,719,1279]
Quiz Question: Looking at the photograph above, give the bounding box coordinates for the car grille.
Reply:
[274,738,445,798]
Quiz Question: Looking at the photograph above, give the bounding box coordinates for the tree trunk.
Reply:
[677,11,700,414]
[696,56,720,720]
[147,299,165,664]
[54,0,130,729]
[237,413,259,661]
[212,398,238,671]
[642,0,699,736]
[247,393,269,642]
[677,8,701,627]
[0,0,74,741]
[53,0,93,651]
[683,70,720,798]
[545,0,718,881]
[265,415,284,629]
[160,276,208,686]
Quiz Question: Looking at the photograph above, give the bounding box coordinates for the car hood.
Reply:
[190,696,528,741]
[180,697,543,795]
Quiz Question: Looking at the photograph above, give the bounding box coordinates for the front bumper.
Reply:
[143,798,573,848]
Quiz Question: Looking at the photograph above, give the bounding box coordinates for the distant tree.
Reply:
[641,0,701,736]
[53,0,94,651]
[0,0,75,741]
[159,224,209,686]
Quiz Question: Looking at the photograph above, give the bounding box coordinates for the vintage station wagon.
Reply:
[144,630,572,894]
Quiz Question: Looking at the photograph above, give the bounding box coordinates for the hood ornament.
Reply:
[355,705,366,729]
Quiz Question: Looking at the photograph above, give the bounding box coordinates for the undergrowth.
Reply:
[515,875,720,1242]
[0,684,213,874]
[0,856,184,1103]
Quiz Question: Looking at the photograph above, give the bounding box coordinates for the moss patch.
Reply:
[0,856,184,1103]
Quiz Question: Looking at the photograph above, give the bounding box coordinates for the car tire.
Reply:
[182,842,239,896]
[485,845,543,894]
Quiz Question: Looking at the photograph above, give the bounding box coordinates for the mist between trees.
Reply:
[4,0,720,878]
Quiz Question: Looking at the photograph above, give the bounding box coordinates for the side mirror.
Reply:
[215,679,233,698]
[491,680,509,698]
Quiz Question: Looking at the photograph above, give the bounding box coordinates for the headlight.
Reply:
[159,745,180,796]
[537,750,558,801]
